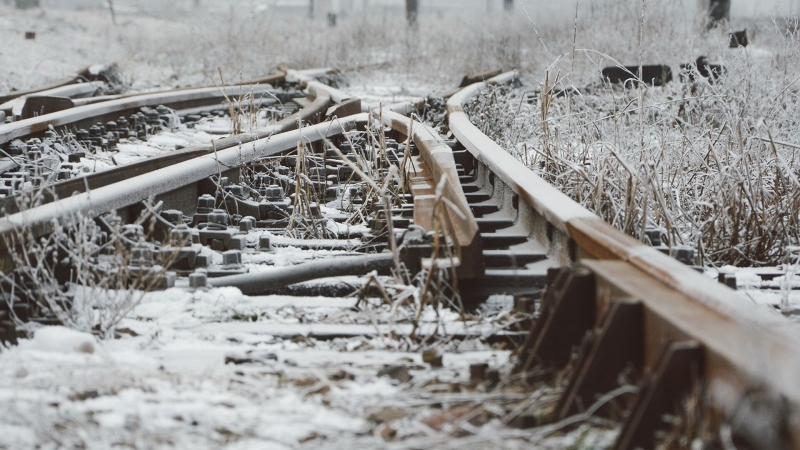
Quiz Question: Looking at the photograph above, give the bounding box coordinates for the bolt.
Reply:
[197,194,216,213]
[222,250,242,267]
[224,184,245,199]
[309,203,321,218]
[121,224,144,241]
[130,243,154,267]
[258,235,272,252]
[161,210,183,225]
[239,217,254,232]
[207,209,229,227]
[264,185,285,202]
[189,271,207,289]
[170,224,193,247]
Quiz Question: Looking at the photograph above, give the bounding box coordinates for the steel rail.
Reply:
[0,76,336,216]
[64,72,291,109]
[0,68,287,117]
[0,114,367,260]
[299,75,482,278]
[0,65,105,105]
[0,79,284,146]
[447,72,800,448]
[382,110,484,279]
[208,253,395,294]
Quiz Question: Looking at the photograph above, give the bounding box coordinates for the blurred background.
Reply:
[7,0,800,21]
[1,0,798,95]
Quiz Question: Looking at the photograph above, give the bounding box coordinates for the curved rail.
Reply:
[301,74,481,278]
[0,65,109,105]
[447,72,800,448]
[0,73,336,215]
[0,72,285,146]
[382,110,483,279]
[0,114,365,258]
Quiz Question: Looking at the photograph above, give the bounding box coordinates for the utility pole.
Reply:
[504,0,513,13]
[708,0,731,24]
[406,0,418,27]
[14,0,40,9]
[309,0,315,18]
[319,0,331,15]
[108,0,117,26]
[699,0,730,27]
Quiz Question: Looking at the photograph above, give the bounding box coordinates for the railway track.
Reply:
[1,66,799,448]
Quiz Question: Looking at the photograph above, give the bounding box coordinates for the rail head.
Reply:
[382,110,484,279]
[447,71,597,235]
[291,69,483,278]
[446,70,800,422]
[0,83,280,147]
[0,113,369,257]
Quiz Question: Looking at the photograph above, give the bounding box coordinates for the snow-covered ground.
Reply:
[6,1,799,447]
[0,288,524,448]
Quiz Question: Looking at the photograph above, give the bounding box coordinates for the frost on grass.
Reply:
[469,3,800,267]
[0,2,527,94]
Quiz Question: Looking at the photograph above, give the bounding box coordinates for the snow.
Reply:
[24,326,97,354]
[0,281,523,448]
[1,2,743,447]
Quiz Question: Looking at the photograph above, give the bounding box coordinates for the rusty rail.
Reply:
[0,65,109,105]
[300,74,482,279]
[0,72,337,216]
[382,110,484,279]
[447,71,800,448]
[0,114,365,262]
[0,72,285,146]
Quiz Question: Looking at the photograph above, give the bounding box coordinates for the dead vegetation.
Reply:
[1,188,181,338]
[468,7,800,267]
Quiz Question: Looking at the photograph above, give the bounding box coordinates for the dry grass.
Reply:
[1,189,179,338]
[468,4,800,267]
